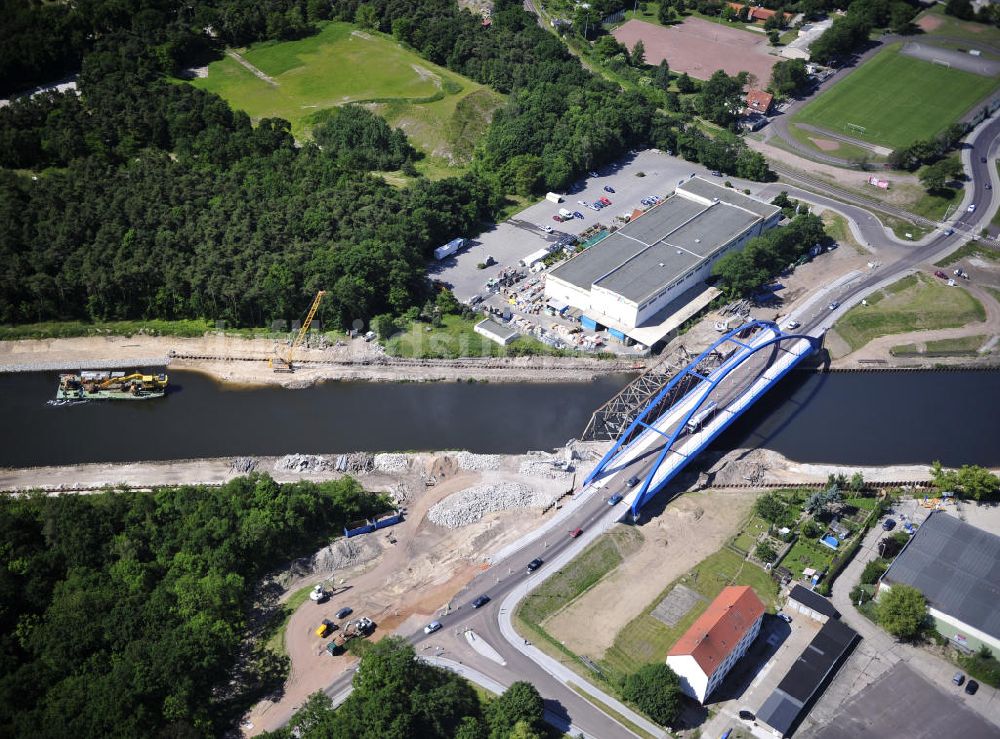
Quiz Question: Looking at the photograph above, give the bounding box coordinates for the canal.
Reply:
[1,370,997,468]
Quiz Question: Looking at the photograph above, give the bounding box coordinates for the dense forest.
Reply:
[0,475,391,737]
[0,0,774,329]
[264,639,550,739]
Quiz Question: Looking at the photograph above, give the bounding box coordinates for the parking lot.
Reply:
[431,149,744,303]
[805,662,998,739]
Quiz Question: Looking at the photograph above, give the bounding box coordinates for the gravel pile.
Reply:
[428,481,554,528]
[518,454,570,478]
[274,454,335,473]
[453,451,502,471]
[230,457,258,473]
[0,356,169,373]
[374,453,409,473]
[334,453,374,473]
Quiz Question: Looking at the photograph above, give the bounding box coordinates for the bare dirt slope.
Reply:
[542,490,757,658]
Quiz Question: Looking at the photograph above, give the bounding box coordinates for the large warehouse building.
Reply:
[877,511,1000,658]
[545,178,781,346]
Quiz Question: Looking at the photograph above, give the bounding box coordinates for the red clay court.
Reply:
[612,18,779,84]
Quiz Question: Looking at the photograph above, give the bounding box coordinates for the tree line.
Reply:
[1,0,772,329]
[0,475,392,737]
[266,639,549,739]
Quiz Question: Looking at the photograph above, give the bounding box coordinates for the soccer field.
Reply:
[792,45,997,150]
[191,22,502,172]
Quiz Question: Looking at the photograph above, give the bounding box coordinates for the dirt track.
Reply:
[612,18,778,83]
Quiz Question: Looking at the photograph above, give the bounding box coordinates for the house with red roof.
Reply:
[666,585,766,703]
[727,3,795,23]
[744,89,774,116]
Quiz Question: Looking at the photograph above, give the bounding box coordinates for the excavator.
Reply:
[270,290,326,372]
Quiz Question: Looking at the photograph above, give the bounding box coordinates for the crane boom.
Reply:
[273,290,326,371]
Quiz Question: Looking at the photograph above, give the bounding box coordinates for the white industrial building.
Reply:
[544,178,781,346]
[667,585,766,703]
[474,317,519,346]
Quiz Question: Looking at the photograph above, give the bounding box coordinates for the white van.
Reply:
[558,208,573,218]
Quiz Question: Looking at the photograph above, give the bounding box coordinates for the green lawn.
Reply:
[384,314,589,359]
[834,273,986,352]
[779,538,836,579]
[519,528,644,626]
[821,212,867,255]
[0,318,345,341]
[599,548,778,681]
[936,240,1000,267]
[191,22,502,175]
[917,5,1000,48]
[786,122,880,163]
[891,334,989,357]
[791,44,997,150]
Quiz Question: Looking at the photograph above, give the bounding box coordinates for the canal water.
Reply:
[1,370,997,468]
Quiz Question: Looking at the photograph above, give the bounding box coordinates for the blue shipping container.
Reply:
[373,512,403,530]
[608,327,626,341]
[580,315,598,331]
[344,522,375,538]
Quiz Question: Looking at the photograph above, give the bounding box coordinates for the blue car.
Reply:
[573,211,584,219]
[608,493,624,505]
[604,185,615,193]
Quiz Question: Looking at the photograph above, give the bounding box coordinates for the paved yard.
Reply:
[804,662,998,739]
[433,149,737,302]
[698,613,822,735]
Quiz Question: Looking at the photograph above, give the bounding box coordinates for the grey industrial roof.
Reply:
[788,584,841,619]
[677,177,782,219]
[881,511,1000,640]
[474,317,518,340]
[757,619,858,736]
[548,190,767,303]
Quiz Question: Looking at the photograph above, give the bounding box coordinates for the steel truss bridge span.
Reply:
[583,321,821,518]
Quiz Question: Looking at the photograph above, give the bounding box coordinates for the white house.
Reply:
[666,585,766,703]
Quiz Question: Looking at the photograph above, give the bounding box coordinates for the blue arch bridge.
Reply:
[582,320,821,519]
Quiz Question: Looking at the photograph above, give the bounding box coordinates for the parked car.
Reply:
[599,196,612,205]
[934,270,948,279]
[953,672,965,686]
[568,528,583,538]
[777,612,792,624]
[552,215,563,222]
[471,595,490,608]
[589,171,599,177]
[626,475,640,487]
[882,518,896,531]
[786,320,800,329]
[604,185,615,193]
[608,493,624,505]
[966,679,979,695]
[539,224,554,233]
[574,211,584,219]
[967,204,976,213]
[335,607,353,619]
[738,709,755,721]
[593,201,604,209]
[527,558,544,573]
[710,170,722,177]
[424,621,442,634]
[577,200,588,206]
[828,301,840,310]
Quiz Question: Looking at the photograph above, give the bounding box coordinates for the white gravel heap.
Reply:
[453,451,502,471]
[518,452,571,478]
[428,481,554,528]
[374,453,409,473]
[274,454,334,472]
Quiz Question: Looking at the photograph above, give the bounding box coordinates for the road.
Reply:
[306,115,1000,738]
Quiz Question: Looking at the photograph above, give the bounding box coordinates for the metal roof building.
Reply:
[879,511,1000,655]
[544,178,781,343]
[756,618,859,737]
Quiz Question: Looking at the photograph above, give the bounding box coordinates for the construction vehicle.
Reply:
[271,290,326,372]
[315,619,336,638]
[324,617,375,656]
[56,371,168,401]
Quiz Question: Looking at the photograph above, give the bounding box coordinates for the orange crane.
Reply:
[271,290,326,372]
